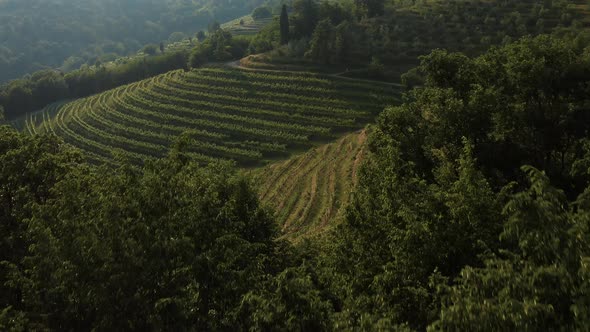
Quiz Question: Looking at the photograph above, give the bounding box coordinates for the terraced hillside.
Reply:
[252,130,368,242]
[222,15,274,36]
[249,0,590,72]
[21,67,398,166]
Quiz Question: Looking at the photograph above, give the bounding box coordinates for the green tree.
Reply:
[2,137,280,330]
[292,0,319,38]
[142,44,158,56]
[305,19,334,64]
[208,21,221,34]
[159,41,165,54]
[332,20,352,63]
[280,4,290,45]
[249,20,281,54]
[432,167,590,330]
[324,35,590,329]
[240,264,335,331]
[196,30,206,42]
[354,0,385,18]
[329,135,502,329]
[252,6,272,20]
[0,127,82,329]
[3,81,33,119]
[189,30,246,68]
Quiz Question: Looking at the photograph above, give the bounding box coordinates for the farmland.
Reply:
[221,15,274,36]
[252,129,368,242]
[18,66,399,166]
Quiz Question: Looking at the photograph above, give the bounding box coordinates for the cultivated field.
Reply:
[20,67,399,166]
[222,15,274,36]
[252,130,368,242]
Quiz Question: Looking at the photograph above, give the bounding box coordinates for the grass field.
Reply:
[252,129,368,242]
[16,66,398,166]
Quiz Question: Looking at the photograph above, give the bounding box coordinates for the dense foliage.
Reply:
[0,0,271,83]
[248,0,589,80]
[322,34,590,330]
[0,126,285,330]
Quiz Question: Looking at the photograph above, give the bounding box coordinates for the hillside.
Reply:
[16,66,398,166]
[252,0,590,78]
[222,15,275,36]
[0,0,272,83]
[106,16,275,66]
[252,129,368,242]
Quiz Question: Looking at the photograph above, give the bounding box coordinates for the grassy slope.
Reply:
[252,129,368,242]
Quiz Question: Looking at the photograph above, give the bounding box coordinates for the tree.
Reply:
[432,167,590,330]
[305,19,334,64]
[354,0,385,18]
[0,105,4,121]
[248,20,281,54]
[142,44,158,56]
[332,21,352,63]
[159,42,165,54]
[208,21,221,34]
[368,56,384,78]
[252,6,272,20]
[280,4,290,45]
[196,30,206,42]
[292,0,319,38]
[323,35,590,330]
[3,81,33,119]
[0,127,82,330]
[240,265,334,330]
[189,30,245,68]
[0,132,280,330]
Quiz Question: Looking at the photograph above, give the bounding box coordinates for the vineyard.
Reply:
[252,130,368,242]
[221,15,274,36]
[18,66,398,166]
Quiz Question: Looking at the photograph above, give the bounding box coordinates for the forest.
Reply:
[2,0,590,330]
[0,0,273,83]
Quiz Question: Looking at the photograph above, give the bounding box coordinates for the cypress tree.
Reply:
[280,5,290,45]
